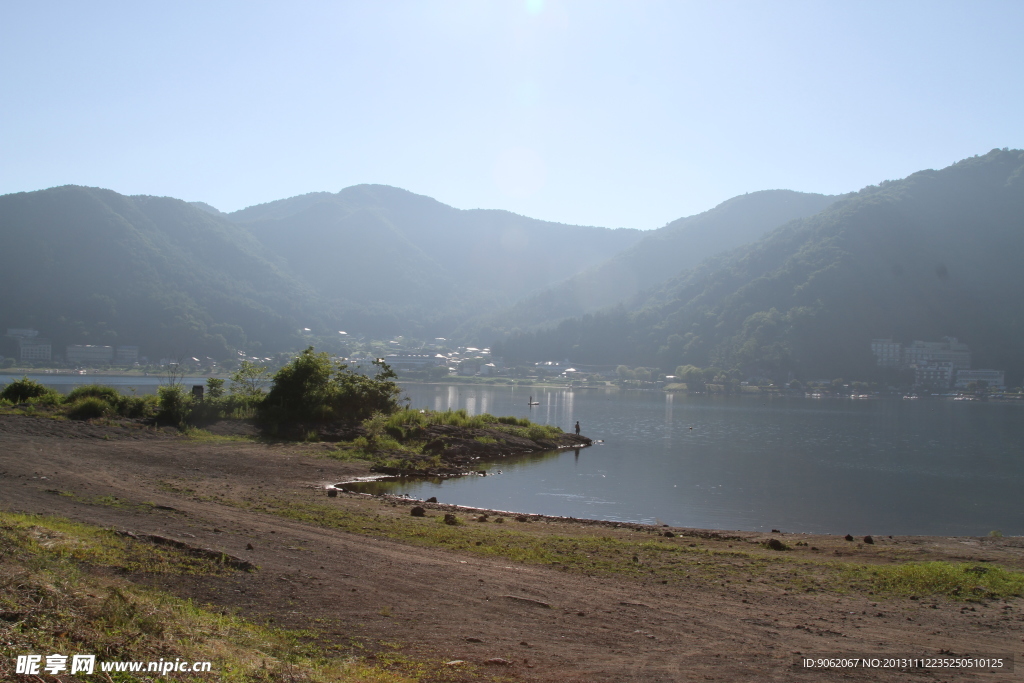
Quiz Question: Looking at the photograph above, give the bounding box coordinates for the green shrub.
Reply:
[32,390,64,407]
[527,425,556,440]
[156,386,192,427]
[64,384,120,404]
[188,394,255,424]
[115,394,158,419]
[1,376,57,403]
[66,396,112,420]
[261,347,402,425]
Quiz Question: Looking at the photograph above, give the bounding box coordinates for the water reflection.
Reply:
[390,383,1024,535]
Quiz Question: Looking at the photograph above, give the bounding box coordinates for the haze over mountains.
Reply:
[0,184,640,357]
[465,189,837,340]
[498,148,1024,383]
[223,184,643,335]
[2,148,1022,383]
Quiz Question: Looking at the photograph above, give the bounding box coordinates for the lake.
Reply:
[7,374,1023,536]
[360,384,1024,537]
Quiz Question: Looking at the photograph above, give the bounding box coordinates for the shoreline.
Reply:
[330,482,1020,540]
[3,411,1023,681]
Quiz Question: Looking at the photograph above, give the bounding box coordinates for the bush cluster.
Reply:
[3,350,552,441]
[259,347,402,427]
[372,407,560,441]
[0,378,162,420]
[1,377,59,403]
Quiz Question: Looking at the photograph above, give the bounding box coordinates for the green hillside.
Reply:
[0,184,643,359]
[496,149,1024,384]
[228,184,644,335]
[0,186,321,359]
[463,189,835,340]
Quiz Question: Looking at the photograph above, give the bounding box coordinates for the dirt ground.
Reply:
[2,413,1023,682]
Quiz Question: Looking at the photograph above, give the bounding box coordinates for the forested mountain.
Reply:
[226,184,644,334]
[0,186,322,358]
[462,189,836,340]
[0,184,641,359]
[497,149,1024,384]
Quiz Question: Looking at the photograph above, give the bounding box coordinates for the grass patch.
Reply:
[0,511,458,682]
[213,496,739,584]
[843,561,1024,600]
[179,427,259,443]
[203,494,1024,602]
[378,408,560,441]
[0,511,233,576]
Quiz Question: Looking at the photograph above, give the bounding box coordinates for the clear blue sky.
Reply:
[2,1,1022,229]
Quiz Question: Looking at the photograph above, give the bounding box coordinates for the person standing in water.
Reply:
[574,420,580,436]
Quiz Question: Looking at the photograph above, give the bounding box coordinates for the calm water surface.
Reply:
[359,384,1024,536]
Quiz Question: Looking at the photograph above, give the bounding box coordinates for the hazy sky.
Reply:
[2,1,1022,229]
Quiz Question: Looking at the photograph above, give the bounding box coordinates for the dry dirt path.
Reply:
[2,414,1022,682]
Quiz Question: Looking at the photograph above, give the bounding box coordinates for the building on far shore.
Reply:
[903,337,971,370]
[870,339,902,367]
[911,360,955,388]
[66,345,114,364]
[954,369,1006,391]
[115,346,140,364]
[384,354,444,372]
[18,338,52,362]
[6,328,51,362]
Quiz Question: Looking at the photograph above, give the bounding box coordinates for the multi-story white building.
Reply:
[18,337,51,361]
[6,329,51,361]
[115,346,139,364]
[66,345,114,364]
[954,369,1006,391]
[912,360,955,388]
[6,328,39,339]
[903,337,971,370]
[384,354,445,371]
[870,339,903,367]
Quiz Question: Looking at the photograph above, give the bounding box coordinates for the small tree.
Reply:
[230,360,272,401]
[162,356,188,390]
[334,358,402,421]
[206,377,226,398]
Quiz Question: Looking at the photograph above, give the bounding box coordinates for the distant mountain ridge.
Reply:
[497,149,1024,384]
[225,184,645,335]
[0,184,642,357]
[0,186,321,358]
[463,189,836,340]
[10,151,1019,378]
